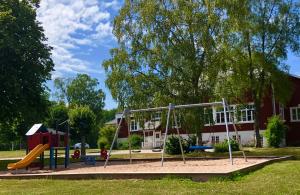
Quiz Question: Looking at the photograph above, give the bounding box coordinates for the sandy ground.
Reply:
[58,158,267,174]
[0,158,270,176]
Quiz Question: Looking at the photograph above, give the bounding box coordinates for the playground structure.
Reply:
[105,98,247,168]
[7,123,70,170]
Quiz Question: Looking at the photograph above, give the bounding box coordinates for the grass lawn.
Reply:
[0,160,299,194]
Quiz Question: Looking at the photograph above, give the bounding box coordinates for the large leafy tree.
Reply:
[0,0,53,125]
[46,103,69,132]
[54,74,105,147]
[103,0,226,143]
[219,0,300,147]
[69,105,96,157]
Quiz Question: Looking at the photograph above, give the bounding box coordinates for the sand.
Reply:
[53,158,268,174]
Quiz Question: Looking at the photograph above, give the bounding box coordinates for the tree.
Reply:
[99,109,117,127]
[103,0,226,144]
[0,0,54,125]
[219,0,300,147]
[69,105,96,157]
[46,103,69,132]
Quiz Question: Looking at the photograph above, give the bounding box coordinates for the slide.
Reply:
[7,144,49,170]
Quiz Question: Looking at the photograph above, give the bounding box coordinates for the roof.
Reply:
[105,118,118,125]
[290,74,300,79]
[26,124,46,136]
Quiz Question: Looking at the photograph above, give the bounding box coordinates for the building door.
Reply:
[154,132,161,148]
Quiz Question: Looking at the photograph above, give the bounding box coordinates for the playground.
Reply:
[0,101,295,181]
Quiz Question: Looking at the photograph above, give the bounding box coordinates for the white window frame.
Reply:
[130,119,138,131]
[211,136,220,144]
[214,105,236,125]
[238,104,255,123]
[290,107,300,122]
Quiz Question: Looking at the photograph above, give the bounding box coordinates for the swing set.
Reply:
[104,98,247,168]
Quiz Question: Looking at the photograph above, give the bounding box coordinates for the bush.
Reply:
[130,134,143,149]
[214,139,239,153]
[118,134,143,150]
[98,137,108,149]
[264,115,287,147]
[98,125,116,149]
[165,135,189,155]
[118,141,129,150]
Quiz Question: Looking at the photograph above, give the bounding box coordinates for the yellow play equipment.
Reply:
[7,144,49,170]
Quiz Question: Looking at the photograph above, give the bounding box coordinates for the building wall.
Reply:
[284,76,300,145]
[115,75,300,146]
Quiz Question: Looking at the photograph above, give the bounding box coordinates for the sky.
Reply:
[37,0,300,110]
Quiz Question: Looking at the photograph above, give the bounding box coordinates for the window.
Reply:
[151,112,161,121]
[211,136,219,144]
[290,107,300,121]
[130,120,137,131]
[204,108,213,125]
[232,135,241,141]
[215,107,225,124]
[239,104,255,122]
[215,106,235,124]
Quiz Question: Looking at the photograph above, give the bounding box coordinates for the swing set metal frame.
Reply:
[104,98,237,168]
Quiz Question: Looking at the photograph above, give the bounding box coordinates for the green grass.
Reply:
[0,160,299,194]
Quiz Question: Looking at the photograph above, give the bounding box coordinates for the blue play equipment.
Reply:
[188,145,213,152]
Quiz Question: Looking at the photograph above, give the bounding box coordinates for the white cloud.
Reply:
[37,0,117,79]
[102,0,122,11]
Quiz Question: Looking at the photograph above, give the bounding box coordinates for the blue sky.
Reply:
[37,0,300,110]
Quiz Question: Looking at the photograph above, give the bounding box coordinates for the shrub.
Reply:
[214,139,239,153]
[98,125,116,149]
[118,141,129,150]
[118,134,143,150]
[264,115,287,147]
[130,134,143,149]
[98,137,108,149]
[165,135,189,155]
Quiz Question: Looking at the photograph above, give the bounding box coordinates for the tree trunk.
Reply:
[196,132,202,145]
[254,99,262,148]
[81,136,86,158]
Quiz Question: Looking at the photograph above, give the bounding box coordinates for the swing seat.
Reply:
[188,145,213,152]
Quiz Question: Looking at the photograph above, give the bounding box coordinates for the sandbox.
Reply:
[0,156,292,181]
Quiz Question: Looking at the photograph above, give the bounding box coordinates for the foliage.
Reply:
[103,1,231,142]
[46,103,68,131]
[117,134,143,150]
[0,0,54,125]
[54,74,106,147]
[118,141,128,150]
[214,139,240,153]
[67,74,105,114]
[165,135,188,155]
[98,137,109,149]
[68,105,96,156]
[54,74,105,116]
[217,0,300,147]
[98,125,116,149]
[129,134,143,149]
[98,109,117,127]
[264,115,287,147]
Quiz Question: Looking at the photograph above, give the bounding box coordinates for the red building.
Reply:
[107,75,300,148]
